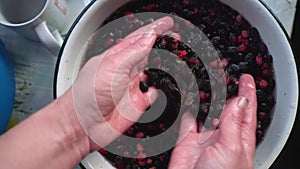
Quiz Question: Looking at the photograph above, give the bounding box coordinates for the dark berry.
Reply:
[242,30,249,38]
[98,0,276,168]
[139,81,149,93]
[238,62,248,73]
[226,64,240,76]
[238,44,247,52]
[245,53,255,64]
[256,55,263,65]
[249,27,260,39]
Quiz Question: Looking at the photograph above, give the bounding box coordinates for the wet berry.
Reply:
[178,50,187,59]
[139,81,149,93]
[238,44,246,52]
[97,0,276,168]
[256,55,263,65]
[242,30,249,38]
[258,79,268,89]
[106,39,114,46]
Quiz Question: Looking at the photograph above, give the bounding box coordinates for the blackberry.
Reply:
[139,81,149,93]
[95,0,276,168]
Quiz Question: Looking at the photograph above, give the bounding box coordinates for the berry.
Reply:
[238,44,247,52]
[259,79,268,89]
[106,39,114,46]
[139,81,149,93]
[230,34,237,44]
[256,55,263,65]
[237,35,243,43]
[136,143,144,152]
[98,0,276,168]
[135,132,145,138]
[236,14,243,22]
[178,50,187,59]
[242,30,249,38]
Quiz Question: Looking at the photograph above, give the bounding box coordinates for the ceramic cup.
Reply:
[0,0,85,55]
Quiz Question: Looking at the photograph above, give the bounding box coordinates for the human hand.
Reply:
[65,17,174,149]
[168,74,257,169]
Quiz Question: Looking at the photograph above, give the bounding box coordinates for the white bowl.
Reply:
[54,0,298,168]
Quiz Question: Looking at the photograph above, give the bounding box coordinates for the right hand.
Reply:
[168,74,257,169]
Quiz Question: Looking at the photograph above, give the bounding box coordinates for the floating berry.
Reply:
[136,143,144,152]
[106,39,114,46]
[236,14,243,22]
[262,69,273,77]
[146,4,155,11]
[138,159,146,166]
[147,158,153,165]
[139,81,149,93]
[98,0,276,168]
[258,112,267,120]
[237,35,243,43]
[189,57,200,65]
[249,27,260,40]
[258,79,268,89]
[178,50,187,59]
[209,61,218,68]
[183,0,190,5]
[125,12,133,18]
[238,44,247,52]
[256,55,263,65]
[256,129,265,140]
[242,30,249,38]
[230,34,237,44]
[135,132,145,138]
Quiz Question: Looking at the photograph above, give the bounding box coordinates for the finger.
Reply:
[164,31,181,41]
[238,74,257,155]
[176,111,197,144]
[218,96,249,146]
[138,71,148,81]
[103,16,174,56]
[136,57,148,71]
[113,29,158,69]
[109,75,157,132]
[126,16,174,39]
[238,74,257,127]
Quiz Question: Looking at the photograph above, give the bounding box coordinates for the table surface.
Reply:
[0,0,297,168]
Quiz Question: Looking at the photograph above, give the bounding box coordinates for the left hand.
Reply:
[64,17,174,149]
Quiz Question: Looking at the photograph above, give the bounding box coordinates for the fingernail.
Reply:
[241,82,255,89]
[237,97,249,110]
[160,17,174,26]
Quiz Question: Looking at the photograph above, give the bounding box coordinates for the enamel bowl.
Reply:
[54,0,298,168]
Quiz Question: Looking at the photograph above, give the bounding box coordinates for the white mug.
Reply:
[0,0,86,55]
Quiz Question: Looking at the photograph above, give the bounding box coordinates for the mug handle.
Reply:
[34,21,63,56]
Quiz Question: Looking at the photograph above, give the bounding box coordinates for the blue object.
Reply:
[0,39,15,134]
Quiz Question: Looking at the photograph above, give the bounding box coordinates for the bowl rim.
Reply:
[53,0,299,168]
[53,0,297,97]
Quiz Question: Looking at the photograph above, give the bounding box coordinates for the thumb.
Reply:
[218,96,249,145]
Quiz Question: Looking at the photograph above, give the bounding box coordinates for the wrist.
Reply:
[56,89,92,158]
